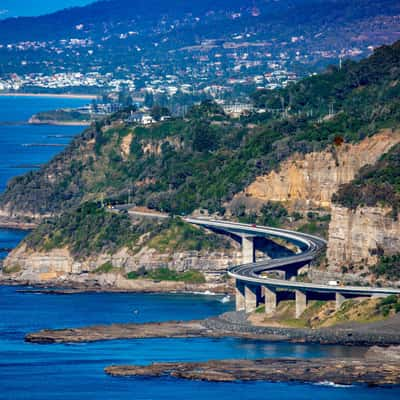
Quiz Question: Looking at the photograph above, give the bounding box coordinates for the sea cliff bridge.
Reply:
[184,217,400,317]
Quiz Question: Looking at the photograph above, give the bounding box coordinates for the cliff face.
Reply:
[311,205,400,286]
[327,205,400,269]
[239,130,400,210]
[2,243,241,284]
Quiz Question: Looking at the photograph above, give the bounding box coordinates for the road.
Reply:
[184,217,400,297]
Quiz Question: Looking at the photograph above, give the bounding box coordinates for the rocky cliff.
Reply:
[327,205,400,270]
[2,242,241,288]
[306,205,400,287]
[236,129,400,210]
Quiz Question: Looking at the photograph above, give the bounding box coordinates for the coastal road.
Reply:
[184,217,400,298]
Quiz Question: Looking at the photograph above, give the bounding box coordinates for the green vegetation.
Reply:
[24,204,232,259]
[25,202,140,258]
[2,41,400,218]
[126,267,206,284]
[378,294,400,316]
[298,213,331,238]
[255,305,265,313]
[372,254,400,280]
[333,143,400,215]
[256,296,400,328]
[147,218,231,253]
[2,264,22,274]
[33,109,91,123]
[232,201,289,227]
[258,202,288,227]
[93,261,115,274]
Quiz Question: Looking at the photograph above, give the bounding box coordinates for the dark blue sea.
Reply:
[0,96,399,399]
[0,95,88,259]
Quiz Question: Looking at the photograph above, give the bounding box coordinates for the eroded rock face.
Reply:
[120,132,133,160]
[3,243,241,284]
[324,205,400,285]
[238,130,400,210]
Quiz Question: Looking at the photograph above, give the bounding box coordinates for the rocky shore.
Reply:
[25,311,400,346]
[105,357,400,385]
[28,117,91,126]
[0,216,37,230]
[0,276,231,295]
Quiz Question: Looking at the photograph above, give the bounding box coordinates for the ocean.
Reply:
[0,95,88,259]
[1,285,399,400]
[0,96,399,399]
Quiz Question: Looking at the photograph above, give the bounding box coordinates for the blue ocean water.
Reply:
[0,97,399,399]
[0,95,88,259]
[1,285,399,400]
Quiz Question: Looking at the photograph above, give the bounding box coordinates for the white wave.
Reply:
[314,381,353,388]
[220,295,231,303]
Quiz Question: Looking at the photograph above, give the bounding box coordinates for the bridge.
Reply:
[184,217,400,318]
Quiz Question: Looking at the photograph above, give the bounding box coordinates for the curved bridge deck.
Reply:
[184,217,400,317]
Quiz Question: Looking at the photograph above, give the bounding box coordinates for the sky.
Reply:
[0,0,94,19]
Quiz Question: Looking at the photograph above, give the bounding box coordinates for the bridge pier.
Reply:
[335,292,346,310]
[264,286,277,314]
[235,280,245,311]
[245,284,261,313]
[241,235,255,264]
[295,290,307,318]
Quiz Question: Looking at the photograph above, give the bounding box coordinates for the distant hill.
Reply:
[0,0,399,79]
[0,0,398,42]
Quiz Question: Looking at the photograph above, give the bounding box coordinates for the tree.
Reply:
[192,122,218,152]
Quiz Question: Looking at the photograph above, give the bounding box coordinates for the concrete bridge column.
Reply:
[242,236,255,264]
[235,280,246,311]
[245,284,261,313]
[335,292,346,310]
[295,290,307,318]
[264,286,277,314]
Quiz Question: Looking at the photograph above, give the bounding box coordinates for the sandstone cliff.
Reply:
[309,205,400,286]
[2,242,242,287]
[236,129,400,210]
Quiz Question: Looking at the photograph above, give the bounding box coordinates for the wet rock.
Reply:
[105,358,400,385]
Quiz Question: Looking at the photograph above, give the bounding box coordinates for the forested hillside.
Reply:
[1,40,399,219]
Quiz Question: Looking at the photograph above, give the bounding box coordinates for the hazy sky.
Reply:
[0,0,94,19]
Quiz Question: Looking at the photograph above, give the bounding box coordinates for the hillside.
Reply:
[2,40,400,287]
[0,0,399,87]
[1,41,400,220]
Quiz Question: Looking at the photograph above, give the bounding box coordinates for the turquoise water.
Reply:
[0,97,399,399]
[0,95,88,259]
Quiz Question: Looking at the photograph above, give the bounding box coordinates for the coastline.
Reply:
[104,357,400,385]
[0,221,37,230]
[0,92,98,100]
[28,118,91,126]
[23,309,400,346]
[0,275,232,295]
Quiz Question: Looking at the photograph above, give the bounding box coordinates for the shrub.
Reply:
[126,267,206,284]
[93,261,114,274]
